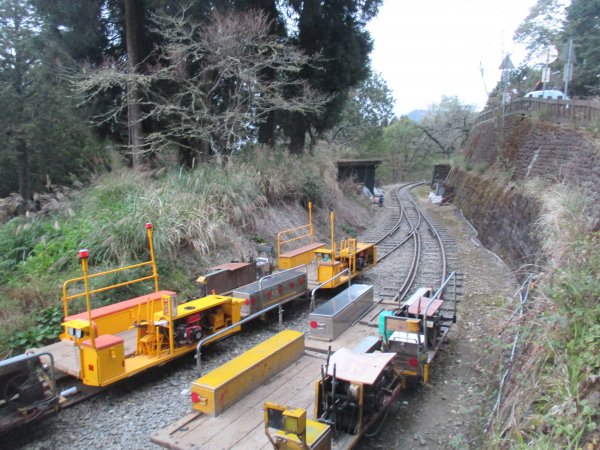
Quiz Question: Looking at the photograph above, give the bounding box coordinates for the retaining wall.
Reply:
[448,116,599,267]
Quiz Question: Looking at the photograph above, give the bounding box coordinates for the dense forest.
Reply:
[2,0,597,205]
[0,0,394,201]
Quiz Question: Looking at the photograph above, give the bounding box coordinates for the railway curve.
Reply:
[6,184,470,450]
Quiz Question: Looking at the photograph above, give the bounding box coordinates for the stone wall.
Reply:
[464,116,599,196]
[447,169,542,268]
[448,117,599,267]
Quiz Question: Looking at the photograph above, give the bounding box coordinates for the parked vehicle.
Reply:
[525,89,569,100]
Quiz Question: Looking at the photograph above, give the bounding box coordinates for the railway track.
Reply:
[357,182,459,327]
[6,186,461,450]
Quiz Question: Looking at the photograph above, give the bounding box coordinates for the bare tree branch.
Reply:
[69,7,329,160]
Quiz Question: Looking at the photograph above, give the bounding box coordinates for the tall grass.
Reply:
[487,184,599,449]
[0,144,342,354]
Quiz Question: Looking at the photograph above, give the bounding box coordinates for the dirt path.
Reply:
[357,194,518,449]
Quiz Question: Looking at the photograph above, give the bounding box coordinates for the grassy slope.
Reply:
[0,146,372,356]
[486,185,599,449]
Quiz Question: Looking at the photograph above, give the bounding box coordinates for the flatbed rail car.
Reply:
[276,207,377,291]
[151,276,457,449]
[30,224,309,389]
[150,332,402,450]
[277,201,325,272]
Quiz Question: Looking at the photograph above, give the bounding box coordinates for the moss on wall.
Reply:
[449,116,599,267]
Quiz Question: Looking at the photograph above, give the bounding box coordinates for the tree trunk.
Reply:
[288,114,307,154]
[16,132,30,207]
[258,109,276,146]
[124,0,143,169]
[256,0,281,147]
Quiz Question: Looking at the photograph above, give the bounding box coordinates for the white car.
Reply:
[525,89,569,100]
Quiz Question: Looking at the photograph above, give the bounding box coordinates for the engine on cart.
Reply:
[173,313,203,345]
[0,353,59,433]
[315,348,399,437]
[318,364,395,435]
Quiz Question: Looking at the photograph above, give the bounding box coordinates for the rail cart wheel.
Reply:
[3,372,28,407]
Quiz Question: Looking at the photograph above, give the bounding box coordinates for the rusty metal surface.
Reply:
[407,298,443,317]
[326,347,396,385]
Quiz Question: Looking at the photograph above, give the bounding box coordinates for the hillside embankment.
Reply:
[448,115,599,268]
[447,115,599,448]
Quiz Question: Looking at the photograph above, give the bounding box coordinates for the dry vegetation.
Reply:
[0,143,368,356]
[486,184,599,449]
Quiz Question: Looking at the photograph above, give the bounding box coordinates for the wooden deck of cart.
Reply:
[150,351,365,450]
[149,301,390,450]
[151,351,318,449]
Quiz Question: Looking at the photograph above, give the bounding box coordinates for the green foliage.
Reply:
[526,235,600,448]
[365,96,476,183]
[284,0,383,151]
[512,0,600,97]
[486,65,542,109]
[513,0,567,56]
[7,305,63,352]
[566,0,600,96]
[341,224,357,237]
[450,154,473,172]
[369,117,436,182]
[0,218,79,285]
[488,186,599,449]
[250,235,267,244]
[328,71,395,149]
[0,0,108,198]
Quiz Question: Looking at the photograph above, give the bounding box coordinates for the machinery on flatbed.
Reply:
[264,347,403,450]
[276,206,377,291]
[313,212,376,290]
[32,224,309,389]
[379,279,457,383]
[0,352,59,433]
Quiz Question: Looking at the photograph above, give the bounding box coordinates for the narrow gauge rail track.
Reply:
[5,186,453,450]
[357,182,450,327]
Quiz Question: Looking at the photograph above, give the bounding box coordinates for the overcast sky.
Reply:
[367,0,538,116]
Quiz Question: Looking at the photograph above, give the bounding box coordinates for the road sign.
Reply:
[542,67,551,83]
[534,46,558,65]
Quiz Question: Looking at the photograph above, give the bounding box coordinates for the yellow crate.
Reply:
[191,330,304,416]
[275,420,331,450]
[80,334,125,386]
[278,243,325,270]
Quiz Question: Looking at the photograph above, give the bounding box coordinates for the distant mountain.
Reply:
[405,109,427,123]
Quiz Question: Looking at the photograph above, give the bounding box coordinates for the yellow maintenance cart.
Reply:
[33,224,243,387]
[313,212,376,289]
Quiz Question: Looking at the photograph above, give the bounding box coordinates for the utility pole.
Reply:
[499,54,514,116]
[562,39,574,98]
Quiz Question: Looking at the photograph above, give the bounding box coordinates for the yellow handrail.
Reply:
[276,202,313,259]
[62,224,160,320]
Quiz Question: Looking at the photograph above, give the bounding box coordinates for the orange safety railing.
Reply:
[276,202,314,259]
[340,238,357,273]
[61,223,160,321]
